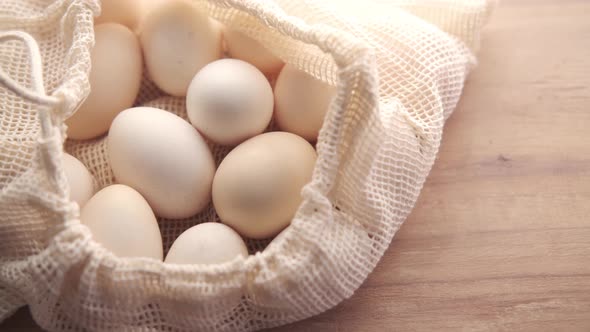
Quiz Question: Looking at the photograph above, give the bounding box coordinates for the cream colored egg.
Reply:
[140,0,222,96]
[165,222,248,264]
[224,28,284,75]
[108,107,215,219]
[139,0,163,19]
[81,184,163,260]
[66,23,142,140]
[63,153,95,208]
[274,64,337,141]
[213,132,317,239]
[186,59,273,146]
[210,19,225,51]
[95,0,141,30]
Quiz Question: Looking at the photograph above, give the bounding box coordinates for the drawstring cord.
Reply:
[0,30,62,139]
[0,30,79,226]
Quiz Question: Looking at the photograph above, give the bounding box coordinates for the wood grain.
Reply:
[3,0,590,331]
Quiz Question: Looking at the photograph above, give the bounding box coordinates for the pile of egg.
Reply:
[63,0,336,265]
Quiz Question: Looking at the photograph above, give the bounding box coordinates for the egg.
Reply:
[224,28,284,75]
[213,132,317,239]
[165,222,248,264]
[95,0,141,30]
[66,23,142,140]
[186,59,274,146]
[139,0,222,96]
[274,64,337,141]
[62,153,95,208]
[81,184,163,260]
[139,0,163,19]
[209,19,225,51]
[108,107,215,219]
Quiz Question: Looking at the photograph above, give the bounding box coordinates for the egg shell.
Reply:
[186,59,274,146]
[66,23,142,140]
[224,28,284,75]
[209,19,225,51]
[95,0,142,30]
[274,64,337,141]
[139,0,222,96]
[81,184,163,260]
[139,0,163,20]
[213,132,317,239]
[63,153,95,209]
[108,107,215,219]
[164,221,246,314]
[165,222,248,264]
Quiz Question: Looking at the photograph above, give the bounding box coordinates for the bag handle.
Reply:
[0,30,62,138]
[0,30,76,224]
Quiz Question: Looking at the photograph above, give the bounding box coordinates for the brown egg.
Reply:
[66,23,142,140]
[62,153,95,209]
[213,132,317,239]
[274,64,337,141]
[81,184,163,260]
[139,0,222,96]
[224,27,284,75]
[95,0,142,30]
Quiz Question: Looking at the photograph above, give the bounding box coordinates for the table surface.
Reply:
[3,0,590,331]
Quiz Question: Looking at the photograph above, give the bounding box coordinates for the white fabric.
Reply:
[0,0,494,330]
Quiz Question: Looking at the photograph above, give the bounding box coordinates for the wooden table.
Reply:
[3,0,590,330]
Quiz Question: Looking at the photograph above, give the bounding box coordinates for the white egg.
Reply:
[224,28,284,75]
[213,132,317,239]
[62,153,95,209]
[81,184,163,260]
[95,0,142,30]
[274,64,337,141]
[108,107,215,219]
[186,59,274,146]
[66,23,142,140]
[165,222,248,264]
[139,0,222,96]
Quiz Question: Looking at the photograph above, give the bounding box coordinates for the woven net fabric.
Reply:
[0,0,494,330]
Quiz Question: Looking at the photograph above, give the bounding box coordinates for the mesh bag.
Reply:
[0,0,495,330]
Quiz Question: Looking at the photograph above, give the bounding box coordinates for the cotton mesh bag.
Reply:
[0,0,495,330]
